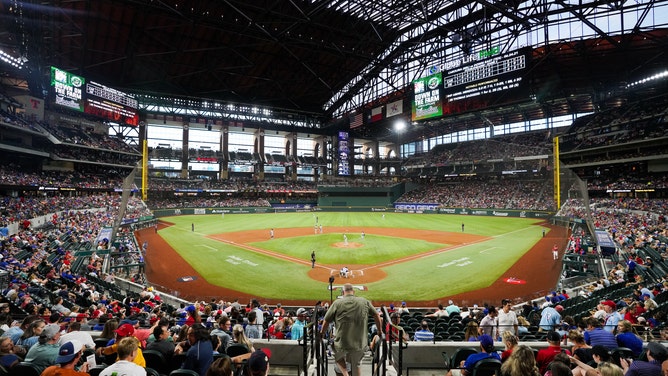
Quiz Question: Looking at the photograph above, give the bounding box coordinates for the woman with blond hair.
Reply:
[591,362,624,376]
[615,320,643,357]
[568,329,593,364]
[571,359,624,376]
[232,324,255,353]
[500,331,518,362]
[500,345,540,376]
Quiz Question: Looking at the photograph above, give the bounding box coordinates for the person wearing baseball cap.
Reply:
[248,348,272,376]
[600,300,622,333]
[24,323,62,374]
[291,308,307,341]
[41,340,92,376]
[96,323,146,366]
[536,331,570,374]
[445,334,500,376]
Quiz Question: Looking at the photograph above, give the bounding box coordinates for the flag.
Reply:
[349,113,363,129]
[386,100,403,117]
[370,106,383,122]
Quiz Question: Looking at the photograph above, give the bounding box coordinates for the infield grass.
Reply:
[157,212,547,302]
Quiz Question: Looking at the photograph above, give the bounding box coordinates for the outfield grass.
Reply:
[157,212,546,302]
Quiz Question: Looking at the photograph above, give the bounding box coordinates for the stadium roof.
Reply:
[1,1,667,138]
[2,0,415,114]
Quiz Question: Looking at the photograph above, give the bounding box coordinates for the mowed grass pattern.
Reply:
[157,212,546,302]
[255,234,446,264]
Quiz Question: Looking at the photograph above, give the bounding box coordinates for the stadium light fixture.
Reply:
[0,49,25,69]
[394,119,406,132]
[626,69,668,88]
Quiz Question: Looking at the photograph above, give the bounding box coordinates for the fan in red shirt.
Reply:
[536,331,571,375]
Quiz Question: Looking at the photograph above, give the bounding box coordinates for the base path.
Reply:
[137,222,568,307]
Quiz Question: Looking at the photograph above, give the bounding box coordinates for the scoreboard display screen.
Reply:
[441,47,531,115]
[337,131,350,176]
[85,81,139,126]
[411,72,443,121]
[51,67,85,112]
[50,66,139,126]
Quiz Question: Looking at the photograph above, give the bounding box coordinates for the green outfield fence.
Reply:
[151,206,553,218]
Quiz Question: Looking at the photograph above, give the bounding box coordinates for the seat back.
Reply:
[610,347,635,367]
[450,348,478,369]
[170,353,187,373]
[143,349,168,374]
[169,369,201,376]
[88,365,107,376]
[471,358,502,376]
[146,367,161,376]
[94,338,110,349]
[226,343,250,357]
[8,362,40,376]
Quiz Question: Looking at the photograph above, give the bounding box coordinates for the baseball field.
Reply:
[138,211,568,307]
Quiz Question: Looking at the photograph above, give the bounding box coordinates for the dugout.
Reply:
[317,184,403,207]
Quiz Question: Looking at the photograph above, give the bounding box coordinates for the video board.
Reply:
[51,66,85,112]
[337,131,350,176]
[411,72,443,121]
[50,66,139,126]
[441,47,531,115]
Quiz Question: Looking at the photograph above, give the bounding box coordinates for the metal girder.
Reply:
[552,0,622,49]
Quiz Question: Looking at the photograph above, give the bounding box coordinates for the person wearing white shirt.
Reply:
[497,299,518,337]
[58,322,95,350]
[99,337,146,376]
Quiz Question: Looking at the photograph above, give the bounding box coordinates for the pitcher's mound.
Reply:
[332,242,363,248]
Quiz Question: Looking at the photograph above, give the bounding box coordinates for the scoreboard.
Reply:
[412,47,532,119]
[85,80,139,126]
[443,47,529,101]
[50,66,139,126]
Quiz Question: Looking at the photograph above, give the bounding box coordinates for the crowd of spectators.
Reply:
[396,179,554,211]
[0,171,666,376]
[148,197,272,209]
[39,118,139,155]
[403,130,552,169]
[52,146,141,166]
[587,174,668,191]
[318,176,399,187]
[0,193,135,227]
[146,177,317,192]
[0,164,128,189]
[0,109,42,133]
[558,197,668,254]
[560,97,668,152]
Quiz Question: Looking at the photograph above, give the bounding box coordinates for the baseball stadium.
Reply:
[0,1,667,376]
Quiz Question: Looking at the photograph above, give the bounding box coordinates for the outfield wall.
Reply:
[317,184,404,207]
[151,206,552,218]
